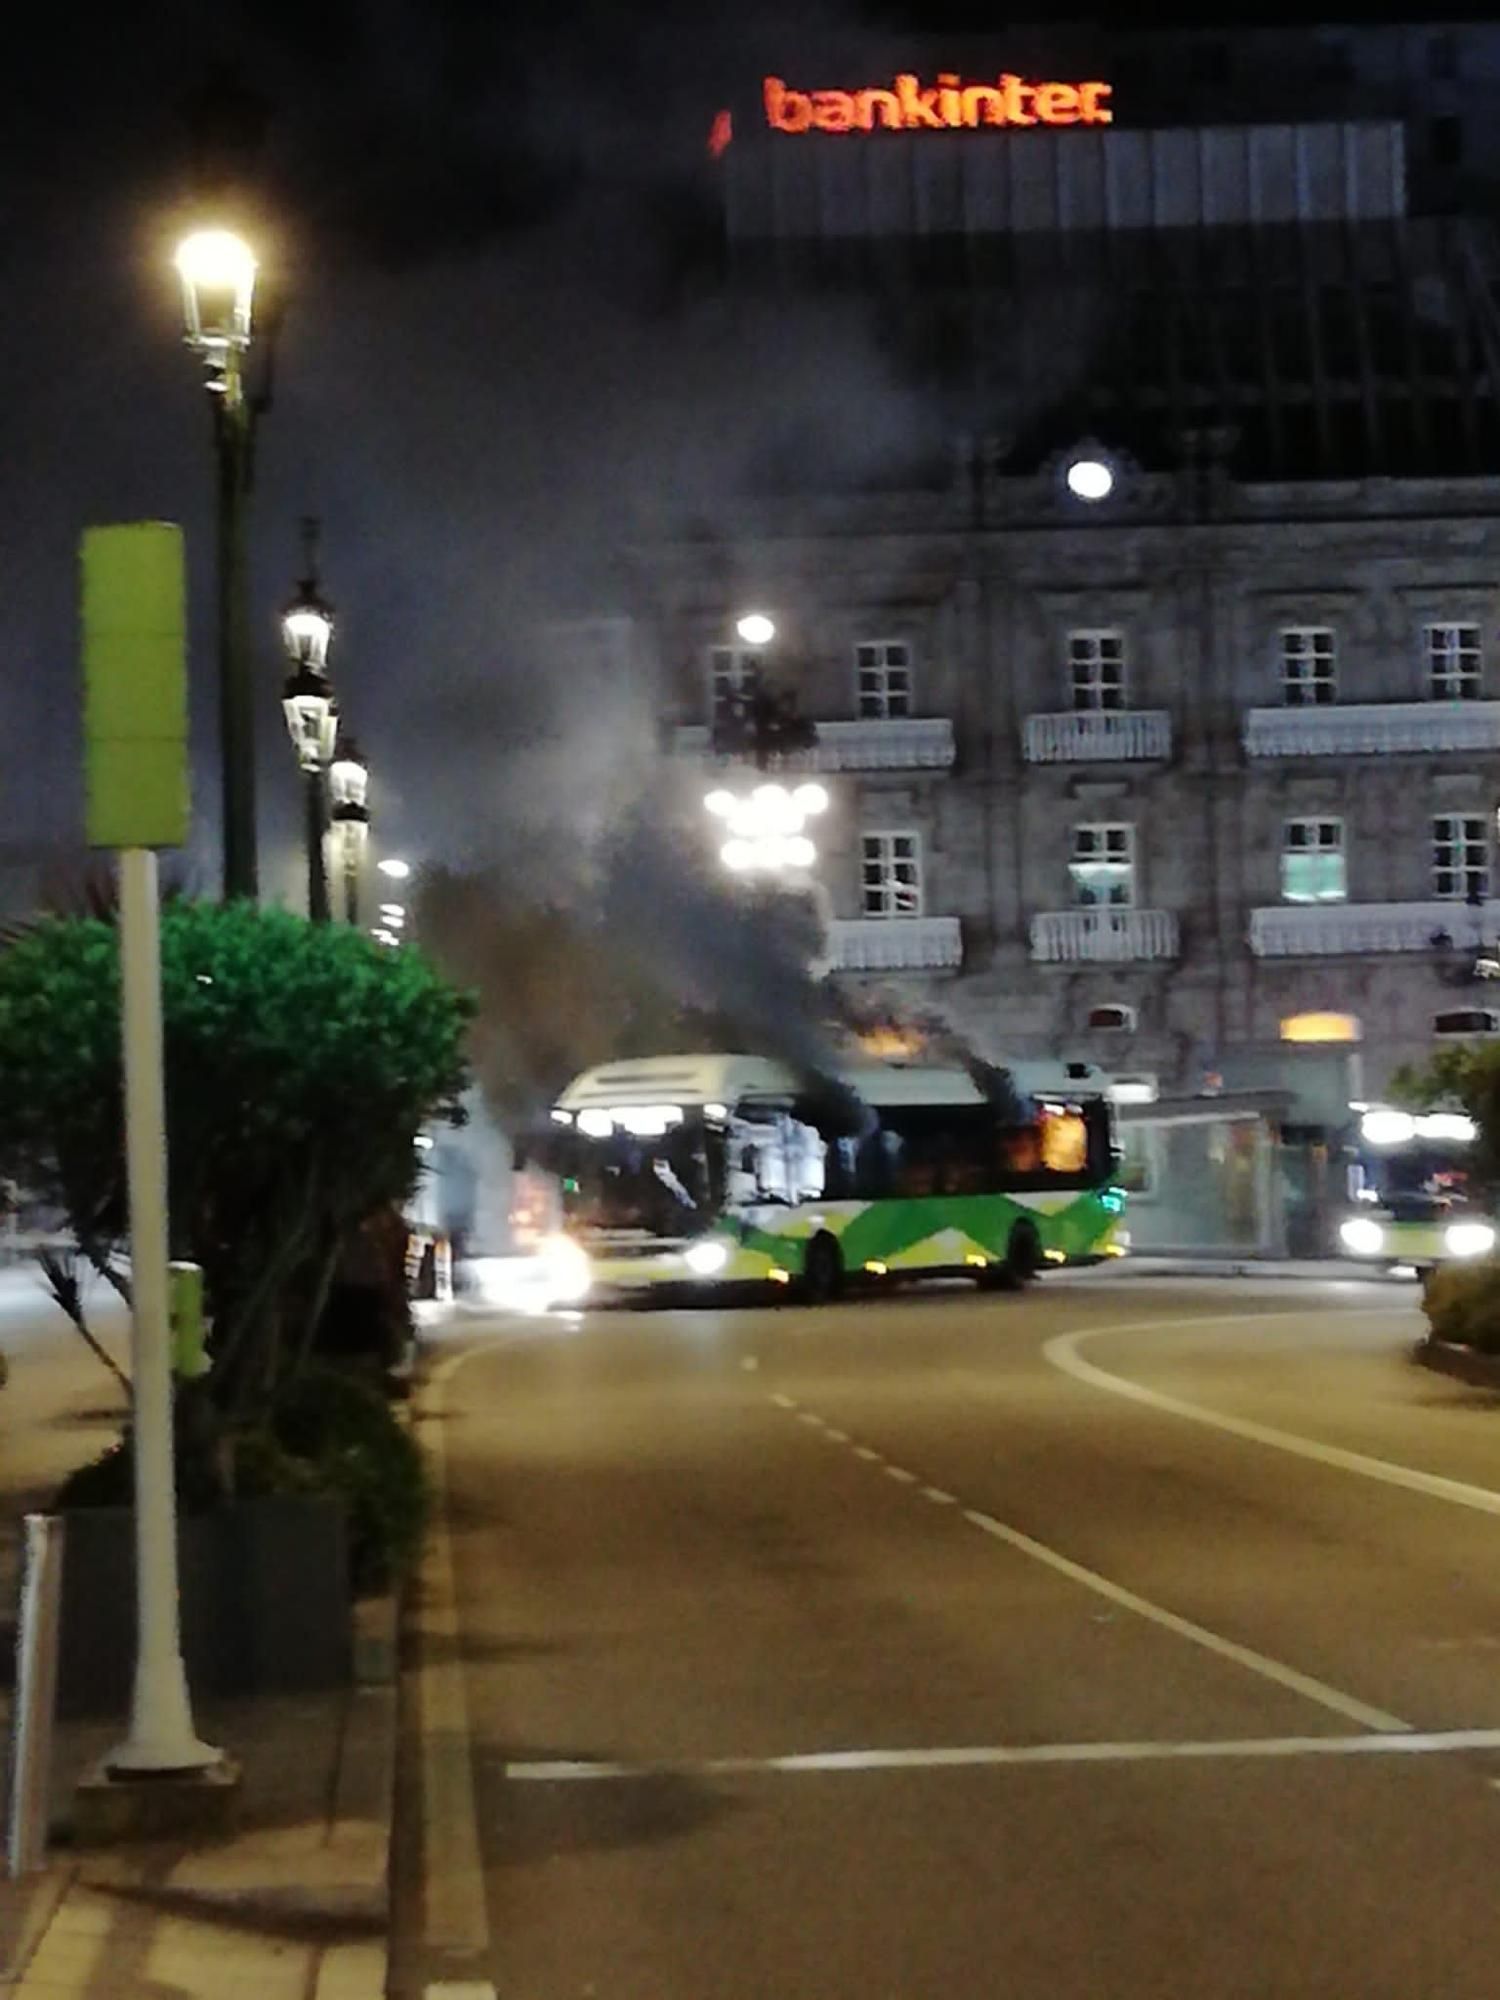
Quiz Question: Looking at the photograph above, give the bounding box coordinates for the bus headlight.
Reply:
[540,1234,591,1304]
[1339,1216,1386,1257]
[1445,1221,1496,1260]
[684,1238,730,1277]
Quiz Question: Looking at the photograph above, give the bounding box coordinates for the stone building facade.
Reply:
[650,459,1500,1110]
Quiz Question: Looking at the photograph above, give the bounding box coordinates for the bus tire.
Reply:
[1004,1221,1042,1287]
[801,1233,844,1305]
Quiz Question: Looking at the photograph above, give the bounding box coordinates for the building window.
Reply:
[709,643,763,717]
[1434,1008,1500,1038]
[1069,823,1135,908]
[1432,814,1490,901]
[1428,33,1458,83]
[1281,819,1346,903]
[855,641,912,719]
[1069,629,1126,712]
[1430,115,1465,169]
[1280,627,1336,706]
[861,831,923,917]
[1428,623,1482,700]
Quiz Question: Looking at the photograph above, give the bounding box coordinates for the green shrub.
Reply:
[55,1369,427,1597]
[269,1367,428,1595]
[1423,1261,1500,1354]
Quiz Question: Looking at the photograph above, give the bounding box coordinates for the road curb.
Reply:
[1413,1337,1500,1393]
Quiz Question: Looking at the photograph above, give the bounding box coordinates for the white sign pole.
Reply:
[106,847,218,1775]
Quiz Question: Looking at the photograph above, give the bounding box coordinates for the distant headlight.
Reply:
[539,1234,591,1303]
[1339,1217,1386,1257]
[683,1238,730,1277]
[1445,1221,1496,1260]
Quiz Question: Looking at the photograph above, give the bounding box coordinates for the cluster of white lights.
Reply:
[705,782,829,874]
[1359,1109,1476,1148]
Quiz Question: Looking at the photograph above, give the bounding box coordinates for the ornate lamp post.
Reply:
[174,228,261,901]
[280,522,337,923]
[329,740,370,927]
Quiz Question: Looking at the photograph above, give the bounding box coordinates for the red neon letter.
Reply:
[854,88,902,130]
[811,90,856,132]
[1034,83,1081,124]
[764,77,813,133]
[998,75,1036,126]
[894,73,944,129]
[1078,81,1113,124]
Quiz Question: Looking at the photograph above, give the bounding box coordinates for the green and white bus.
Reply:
[521,1052,1127,1302]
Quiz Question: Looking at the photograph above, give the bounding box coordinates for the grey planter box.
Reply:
[57,1495,352,1718]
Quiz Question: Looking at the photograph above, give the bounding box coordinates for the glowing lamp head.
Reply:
[377,857,410,881]
[281,600,334,673]
[792,783,829,817]
[785,835,816,870]
[174,229,257,351]
[1064,453,1115,503]
[704,789,736,818]
[735,612,776,648]
[721,838,756,872]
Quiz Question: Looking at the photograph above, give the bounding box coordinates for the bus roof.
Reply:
[555,1055,799,1112]
[554,1052,1109,1118]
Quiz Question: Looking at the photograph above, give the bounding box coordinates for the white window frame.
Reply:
[1279,626,1337,707]
[1280,818,1347,905]
[1068,628,1127,713]
[1426,622,1483,701]
[1432,813,1490,902]
[1069,823,1136,908]
[855,640,913,720]
[708,643,763,716]
[860,829,923,918]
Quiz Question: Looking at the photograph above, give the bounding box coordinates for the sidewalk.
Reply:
[1,1682,392,1998]
[1104,1256,1381,1281]
[1,1281,396,1998]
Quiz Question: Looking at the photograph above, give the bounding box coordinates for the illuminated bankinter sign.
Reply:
[763,72,1114,134]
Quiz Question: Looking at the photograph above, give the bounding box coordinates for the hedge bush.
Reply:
[55,1367,427,1596]
[1422,1261,1500,1354]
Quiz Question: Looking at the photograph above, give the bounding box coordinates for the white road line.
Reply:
[504,1726,1500,1784]
[883,1464,919,1485]
[419,1345,496,1957]
[770,1392,797,1409]
[424,1983,500,2000]
[1044,1312,1500,1520]
[796,1410,825,1428]
[825,1428,851,1444]
[961,1506,1407,1733]
[853,1445,882,1462]
[921,1485,958,1506]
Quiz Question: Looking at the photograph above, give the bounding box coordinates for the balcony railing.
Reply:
[1030,908,1179,963]
[1244,702,1500,758]
[1250,900,1500,956]
[675,717,955,772]
[827,917,963,972]
[1023,710,1172,763]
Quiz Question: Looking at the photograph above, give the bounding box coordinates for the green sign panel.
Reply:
[81,522,189,849]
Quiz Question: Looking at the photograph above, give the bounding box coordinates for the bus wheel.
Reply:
[1004,1221,1042,1287]
[802,1233,844,1305]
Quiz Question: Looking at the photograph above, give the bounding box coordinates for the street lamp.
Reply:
[736,611,776,647]
[705,781,829,874]
[329,739,370,927]
[280,521,337,923]
[377,856,410,881]
[175,226,261,902]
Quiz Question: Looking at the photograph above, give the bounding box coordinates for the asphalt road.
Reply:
[395,1273,1500,1999]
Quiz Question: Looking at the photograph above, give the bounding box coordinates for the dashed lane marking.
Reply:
[921,1485,958,1506]
[504,1727,1500,1784]
[766,1382,1410,1737]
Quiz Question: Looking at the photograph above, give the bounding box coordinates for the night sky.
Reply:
[0,3,1472,898]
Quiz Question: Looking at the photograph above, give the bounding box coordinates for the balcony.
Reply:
[675,717,955,773]
[827,917,963,972]
[1023,710,1173,763]
[1030,909,1180,963]
[1250,900,1500,956]
[1244,702,1500,758]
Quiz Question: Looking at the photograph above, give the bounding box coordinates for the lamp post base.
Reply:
[74,1755,241,1847]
